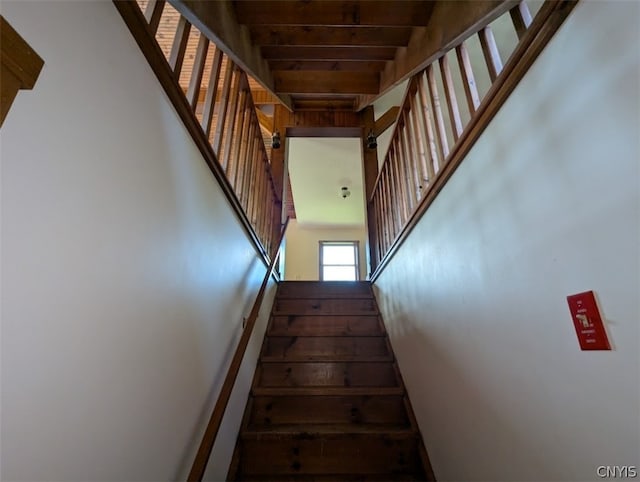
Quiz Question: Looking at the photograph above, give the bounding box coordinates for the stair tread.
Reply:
[243,423,415,435]
[253,387,405,396]
[261,355,394,362]
[239,475,422,481]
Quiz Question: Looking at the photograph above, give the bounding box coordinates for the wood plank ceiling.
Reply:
[232,1,435,111]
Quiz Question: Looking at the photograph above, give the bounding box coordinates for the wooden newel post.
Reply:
[361,106,379,276]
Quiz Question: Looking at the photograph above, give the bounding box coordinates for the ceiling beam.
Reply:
[262,46,396,61]
[234,1,435,27]
[356,0,518,110]
[256,108,274,133]
[373,106,400,137]
[292,98,356,111]
[269,60,386,72]
[249,26,412,47]
[274,71,379,95]
[170,0,293,111]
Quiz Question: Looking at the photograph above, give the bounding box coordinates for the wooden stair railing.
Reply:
[368,0,578,279]
[227,281,436,480]
[188,217,289,482]
[114,0,281,262]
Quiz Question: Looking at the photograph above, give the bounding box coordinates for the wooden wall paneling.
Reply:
[510,2,533,40]
[169,15,191,75]
[415,73,438,180]
[201,48,223,137]
[144,0,166,35]
[221,69,242,172]
[425,64,450,165]
[212,61,235,157]
[438,54,464,141]
[456,42,481,115]
[478,26,504,81]
[186,34,209,109]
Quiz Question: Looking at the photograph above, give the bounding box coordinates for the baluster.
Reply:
[169,16,190,76]
[221,69,242,172]
[438,55,463,141]
[456,42,481,115]
[144,0,165,35]
[399,117,418,210]
[510,2,533,40]
[426,65,449,163]
[416,72,439,177]
[212,60,235,157]
[228,89,249,190]
[402,110,421,204]
[187,35,209,110]
[202,48,223,138]
[408,93,429,195]
[478,26,503,82]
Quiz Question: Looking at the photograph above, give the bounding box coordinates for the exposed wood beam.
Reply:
[249,26,412,47]
[356,0,518,110]
[171,0,293,111]
[251,89,280,105]
[262,46,396,61]
[256,108,274,133]
[1,15,44,127]
[274,71,379,95]
[269,60,386,72]
[234,1,434,27]
[373,106,400,137]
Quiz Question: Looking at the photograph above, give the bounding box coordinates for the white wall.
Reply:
[284,220,368,280]
[0,2,275,481]
[374,2,640,481]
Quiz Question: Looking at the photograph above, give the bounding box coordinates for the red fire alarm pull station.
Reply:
[566,291,611,350]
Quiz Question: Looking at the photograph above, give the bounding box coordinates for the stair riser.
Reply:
[262,337,391,360]
[239,436,420,476]
[269,315,383,337]
[277,282,372,299]
[274,299,377,316]
[257,362,399,388]
[249,395,410,427]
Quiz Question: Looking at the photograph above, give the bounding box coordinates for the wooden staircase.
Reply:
[228,281,435,481]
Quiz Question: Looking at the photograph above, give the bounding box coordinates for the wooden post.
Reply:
[361,106,379,275]
[510,2,533,40]
[439,54,464,141]
[201,48,223,137]
[186,35,209,110]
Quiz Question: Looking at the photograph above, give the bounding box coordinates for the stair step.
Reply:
[269,315,384,337]
[252,387,405,397]
[257,362,399,388]
[243,424,414,435]
[274,298,378,316]
[277,281,372,299]
[262,336,392,361]
[249,395,410,426]
[238,432,422,476]
[239,475,423,481]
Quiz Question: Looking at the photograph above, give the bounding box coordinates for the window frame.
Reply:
[318,240,360,281]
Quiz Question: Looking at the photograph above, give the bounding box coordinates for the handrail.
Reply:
[187,217,290,482]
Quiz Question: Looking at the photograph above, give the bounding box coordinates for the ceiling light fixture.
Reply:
[366,130,377,149]
[271,130,281,149]
[341,186,351,199]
